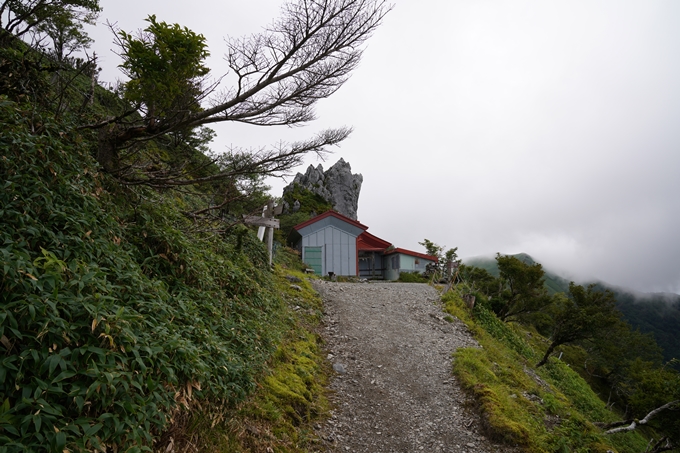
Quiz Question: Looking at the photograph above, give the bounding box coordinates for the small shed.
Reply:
[292,211,367,276]
[383,248,437,281]
[291,210,438,279]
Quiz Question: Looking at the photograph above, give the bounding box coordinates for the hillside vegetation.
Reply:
[465,254,680,364]
[451,253,680,452]
[0,78,330,452]
[0,12,349,453]
[443,292,649,452]
[0,0,393,449]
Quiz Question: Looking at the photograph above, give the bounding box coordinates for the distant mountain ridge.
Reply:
[463,253,680,364]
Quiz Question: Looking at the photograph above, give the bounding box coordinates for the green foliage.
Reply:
[474,304,535,360]
[457,264,499,298]
[0,38,52,105]
[0,98,287,451]
[442,290,650,453]
[277,211,312,245]
[610,289,680,366]
[33,4,97,62]
[615,359,680,444]
[278,184,332,243]
[281,184,332,217]
[397,271,428,283]
[466,254,680,365]
[573,321,664,404]
[460,256,680,447]
[0,4,391,450]
[465,253,572,296]
[418,239,443,259]
[118,15,209,119]
[165,267,329,453]
[274,246,307,272]
[0,0,100,40]
[492,254,553,322]
[418,239,458,281]
[537,284,621,367]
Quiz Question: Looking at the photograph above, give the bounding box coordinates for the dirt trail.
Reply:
[312,281,515,453]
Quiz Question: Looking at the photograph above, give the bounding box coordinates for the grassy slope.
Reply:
[162,264,330,453]
[442,291,652,453]
[0,57,330,451]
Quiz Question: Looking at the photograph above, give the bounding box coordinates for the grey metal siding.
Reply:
[385,254,400,281]
[300,225,357,276]
[340,232,349,275]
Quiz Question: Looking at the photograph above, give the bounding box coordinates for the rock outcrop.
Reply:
[283,158,363,220]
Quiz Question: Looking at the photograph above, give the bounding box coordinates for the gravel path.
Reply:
[312,281,516,453]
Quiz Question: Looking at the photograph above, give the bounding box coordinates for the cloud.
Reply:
[89,0,680,293]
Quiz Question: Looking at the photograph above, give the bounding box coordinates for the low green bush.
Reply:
[0,99,286,452]
[397,271,428,283]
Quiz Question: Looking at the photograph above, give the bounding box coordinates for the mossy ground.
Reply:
[160,264,330,453]
[442,291,652,453]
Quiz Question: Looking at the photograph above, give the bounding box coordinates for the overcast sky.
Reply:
[87,1,680,294]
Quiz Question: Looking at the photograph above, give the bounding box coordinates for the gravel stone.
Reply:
[312,281,519,453]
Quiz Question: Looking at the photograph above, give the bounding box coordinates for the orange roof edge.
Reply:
[384,247,438,262]
[357,231,392,251]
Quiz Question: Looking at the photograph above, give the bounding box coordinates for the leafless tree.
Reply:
[91,0,391,187]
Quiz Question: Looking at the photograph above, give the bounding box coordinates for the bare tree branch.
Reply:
[116,127,350,188]
[646,437,675,453]
[94,0,391,181]
[602,400,679,434]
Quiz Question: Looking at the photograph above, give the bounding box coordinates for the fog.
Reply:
[87,0,680,293]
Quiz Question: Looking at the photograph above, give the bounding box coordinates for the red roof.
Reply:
[357,231,392,252]
[384,248,438,262]
[292,210,368,232]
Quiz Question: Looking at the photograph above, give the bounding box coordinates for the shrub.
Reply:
[0,99,285,452]
[397,271,428,283]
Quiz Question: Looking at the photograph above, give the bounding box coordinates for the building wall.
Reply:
[384,253,436,281]
[301,225,357,276]
[384,254,400,281]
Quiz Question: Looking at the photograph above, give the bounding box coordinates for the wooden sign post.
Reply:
[243,199,281,266]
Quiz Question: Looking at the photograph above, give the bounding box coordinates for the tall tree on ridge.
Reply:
[536,283,621,367]
[492,254,552,322]
[90,0,391,188]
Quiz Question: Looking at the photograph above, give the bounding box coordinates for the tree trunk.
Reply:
[96,125,150,173]
[96,128,119,173]
[536,342,556,367]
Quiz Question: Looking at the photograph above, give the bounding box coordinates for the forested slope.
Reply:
[464,254,680,363]
[454,253,680,452]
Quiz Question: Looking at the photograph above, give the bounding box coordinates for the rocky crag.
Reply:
[283,158,363,220]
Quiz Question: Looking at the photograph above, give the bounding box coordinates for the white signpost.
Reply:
[243,200,281,266]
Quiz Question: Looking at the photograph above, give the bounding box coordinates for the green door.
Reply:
[304,246,323,275]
